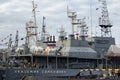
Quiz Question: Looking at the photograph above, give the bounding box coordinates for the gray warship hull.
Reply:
[0,67,119,80]
[0,68,120,80]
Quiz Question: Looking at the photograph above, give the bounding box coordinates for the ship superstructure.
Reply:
[90,0,115,58]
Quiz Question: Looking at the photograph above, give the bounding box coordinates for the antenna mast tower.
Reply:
[25,0,38,47]
[67,7,82,34]
[32,0,38,39]
[99,0,112,37]
[15,30,18,47]
[57,26,66,41]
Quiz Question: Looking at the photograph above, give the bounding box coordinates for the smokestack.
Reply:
[50,36,52,42]
[53,36,55,42]
[47,37,49,42]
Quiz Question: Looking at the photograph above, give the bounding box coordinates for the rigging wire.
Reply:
[90,0,93,38]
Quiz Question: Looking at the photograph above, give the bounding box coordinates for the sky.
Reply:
[0,0,120,47]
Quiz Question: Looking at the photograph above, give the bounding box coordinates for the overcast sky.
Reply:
[0,0,120,47]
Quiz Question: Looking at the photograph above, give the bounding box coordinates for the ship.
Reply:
[0,0,120,80]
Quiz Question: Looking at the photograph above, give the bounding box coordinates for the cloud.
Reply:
[0,0,120,47]
[0,0,31,14]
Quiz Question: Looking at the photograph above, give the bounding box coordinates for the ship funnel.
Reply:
[53,36,55,42]
[50,36,52,42]
[47,37,49,42]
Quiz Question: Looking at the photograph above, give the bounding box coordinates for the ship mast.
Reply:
[41,17,46,41]
[99,0,112,37]
[57,25,66,41]
[25,0,38,48]
[79,18,88,40]
[67,6,77,34]
[14,30,19,47]
[67,6,88,39]
[32,0,38,40]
